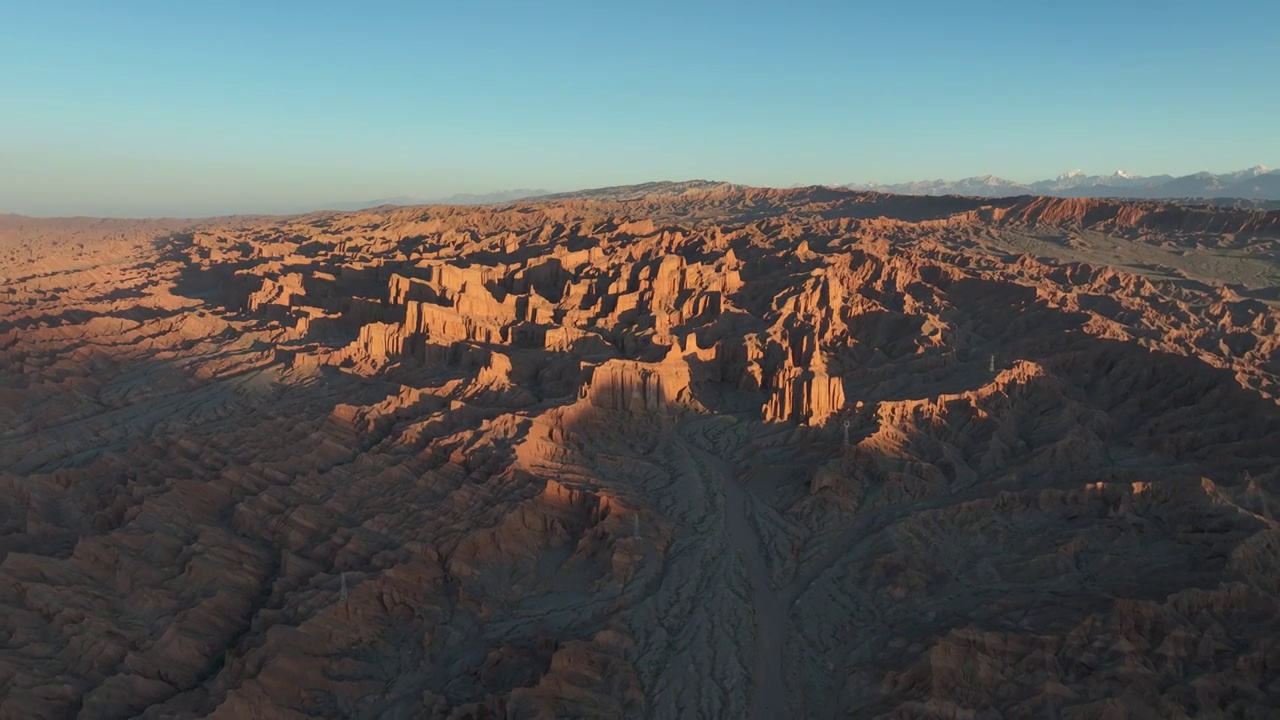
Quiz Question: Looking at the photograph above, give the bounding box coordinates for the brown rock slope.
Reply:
[2,188,1279,719]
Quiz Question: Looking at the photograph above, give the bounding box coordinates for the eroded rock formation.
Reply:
[2,186,1279,718]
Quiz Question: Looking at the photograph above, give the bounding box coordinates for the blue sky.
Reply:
[1,0,1276,216]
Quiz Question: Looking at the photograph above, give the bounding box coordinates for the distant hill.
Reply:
[533,180,740,202]
[307,188,553,212]
[310,181,740,212]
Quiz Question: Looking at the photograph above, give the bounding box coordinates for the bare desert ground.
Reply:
[2,185,1279,718]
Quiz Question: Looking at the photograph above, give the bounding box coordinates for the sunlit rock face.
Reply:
[1,186,1279,718]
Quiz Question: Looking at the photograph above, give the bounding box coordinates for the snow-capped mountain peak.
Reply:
[839,165,1278,200]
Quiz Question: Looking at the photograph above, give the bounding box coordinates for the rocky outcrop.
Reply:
[989,195,1280,236]
[761,351,846,425]
[582,344,701,414]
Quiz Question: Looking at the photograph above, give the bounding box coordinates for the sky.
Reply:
[1,0,1277,217]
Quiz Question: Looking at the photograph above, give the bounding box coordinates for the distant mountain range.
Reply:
[306,167,1280,216]
[845,166,1280,200]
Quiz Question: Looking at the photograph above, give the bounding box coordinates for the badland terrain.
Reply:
[2,183,1279,718]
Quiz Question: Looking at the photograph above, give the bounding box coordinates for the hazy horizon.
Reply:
[4,164,1280,220]
[3,1,1278,217]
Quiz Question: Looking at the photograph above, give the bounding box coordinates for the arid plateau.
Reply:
[2,183,1279,718]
